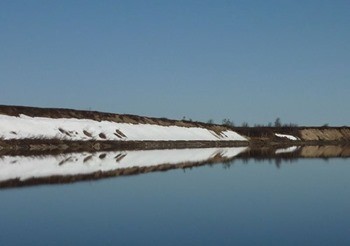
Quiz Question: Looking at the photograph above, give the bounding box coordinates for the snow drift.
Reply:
[0,114,247,142]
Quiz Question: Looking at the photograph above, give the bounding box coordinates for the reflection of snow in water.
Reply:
[0,147,248,182]
[275,146,300,154]
[275,133,300,141]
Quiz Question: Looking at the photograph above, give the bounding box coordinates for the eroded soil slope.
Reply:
[300,128,350,141]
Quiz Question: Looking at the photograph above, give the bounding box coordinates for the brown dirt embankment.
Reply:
[233,127,350,143]
[300,128,350,141]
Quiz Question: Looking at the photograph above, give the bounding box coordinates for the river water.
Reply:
[0,147,349,245]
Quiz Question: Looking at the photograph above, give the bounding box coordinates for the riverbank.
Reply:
[0,105,349,154]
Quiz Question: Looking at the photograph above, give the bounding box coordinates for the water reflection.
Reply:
[239,145,350,159]
[275,146,300,154]
[0,147,247,188]
[0,145,349,188]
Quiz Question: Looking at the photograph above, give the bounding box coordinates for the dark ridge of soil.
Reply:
[0,139,249,156]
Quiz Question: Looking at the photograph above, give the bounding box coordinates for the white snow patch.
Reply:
[275,133,299,141]
[0,114,247,141]
[0,147,248,182]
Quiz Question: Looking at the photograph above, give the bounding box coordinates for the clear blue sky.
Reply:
[1,0,349,126]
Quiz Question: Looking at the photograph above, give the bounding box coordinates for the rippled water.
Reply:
[0,148,349,245]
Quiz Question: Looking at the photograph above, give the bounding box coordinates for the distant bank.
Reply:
[0,105,349,153]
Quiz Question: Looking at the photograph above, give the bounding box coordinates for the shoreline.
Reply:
[0,138,349,156]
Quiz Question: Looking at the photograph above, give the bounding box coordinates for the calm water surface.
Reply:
[0,158,349,245]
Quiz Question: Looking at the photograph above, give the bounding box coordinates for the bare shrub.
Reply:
[115,129,126,137]
[83,130,92,137]
[222,118,234,127]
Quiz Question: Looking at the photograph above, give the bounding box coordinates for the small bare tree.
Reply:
[222,118,234,127]
[274,117,281,127]
[207,119,214,125]
[241,122,249,127]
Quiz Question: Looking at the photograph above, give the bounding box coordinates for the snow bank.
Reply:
[0,147,248,182]
[275,133,299,141]
[0,114,247,141]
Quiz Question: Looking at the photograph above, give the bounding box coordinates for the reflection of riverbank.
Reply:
[300,145,350,158]
[239,145,350,159]
[1,145,349,189]
[0,147,248,188]
[275,146,300,154]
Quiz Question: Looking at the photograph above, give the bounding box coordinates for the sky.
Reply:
[1,0,349,126]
